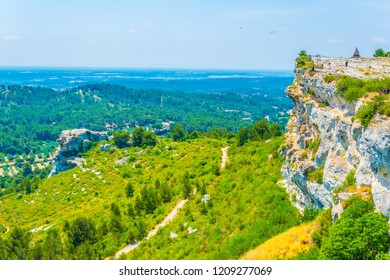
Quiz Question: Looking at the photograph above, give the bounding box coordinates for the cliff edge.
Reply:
[282,56,390,219]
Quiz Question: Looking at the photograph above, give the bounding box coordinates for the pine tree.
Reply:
[125,182,135,198]
[143,130,157,146]
[171,124,185,141]
[182,171,192,199]
[160,183,172,203]
[127,203,136,218]
[131,127,145,147]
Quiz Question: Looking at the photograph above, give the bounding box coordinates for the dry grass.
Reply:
[341,185,372,208]
[241,221,317,260]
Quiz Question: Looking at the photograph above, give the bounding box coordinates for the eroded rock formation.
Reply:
[49,129,108,177]
[282,57,390,218]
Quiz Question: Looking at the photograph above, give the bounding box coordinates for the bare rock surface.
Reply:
[282,57,390,218]
[49,129,108,177]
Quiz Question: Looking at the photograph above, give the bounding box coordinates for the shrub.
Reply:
[343,169,356,187]
[336,76,365,93]
[333,169,357,194]
[373,94,390,117]
[307,137,321,159]
[320,198,389,260]
[307,165,324,184]
[171,124,185,141]
[296,50,311,69]
[300,207,320,223]
[343,87,365,102]
[311,209,332,247]
[324,75,336,83]
[373,48,386,57]
[336,76,365,102]
[113,130,130,148]
[355,102,375,127]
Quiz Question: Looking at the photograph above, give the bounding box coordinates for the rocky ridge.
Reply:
[282,56,390,219]
[49,129,108,177]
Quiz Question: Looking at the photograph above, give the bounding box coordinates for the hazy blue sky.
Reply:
[1,0,389,69]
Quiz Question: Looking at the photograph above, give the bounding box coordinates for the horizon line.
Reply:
[0,65,294,72]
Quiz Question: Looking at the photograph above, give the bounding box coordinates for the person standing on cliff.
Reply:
[345,60,348,67]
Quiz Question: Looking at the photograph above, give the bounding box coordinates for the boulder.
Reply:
[100,143,114,151]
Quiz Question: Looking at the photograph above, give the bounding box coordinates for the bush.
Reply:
[373,94,390,117]
[333,169,356,194]
[307,137,321,159]
[337,76,390,103]
[300,207,320,223]
[113,130,130,148]
[336,76,365,102]
[307,165,324,184]
[131,127,145,147]
[311,209,332,247]
[143,130,157,147]
[336,76,365,93]
[296,50,311,69]
[373,48,387,57]
[171,124,185,141]
[355,102,375,128]
[320,198,389,260]
[65,217,97,247]
[342,169,356,187]
[343,87,365,102]
[324,75,336,83]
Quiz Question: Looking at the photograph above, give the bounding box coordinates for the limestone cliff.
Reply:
[49,129,108,177]
[282,57,390,218]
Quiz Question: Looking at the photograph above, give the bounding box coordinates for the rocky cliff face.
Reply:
[49,129,108,177]
[282,57,390,218]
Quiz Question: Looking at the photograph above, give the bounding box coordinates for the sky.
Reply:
[0,0,389,70]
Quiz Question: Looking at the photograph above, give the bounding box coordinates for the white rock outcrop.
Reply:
[282,57,390,218]
[49,129,108,177]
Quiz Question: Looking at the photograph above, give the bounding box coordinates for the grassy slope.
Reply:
[0,137,225,244]
[0,136,300,259]
[242,221,317,260]
[126,137,300,259]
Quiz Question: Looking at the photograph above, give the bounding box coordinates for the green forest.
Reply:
[0,82,388,261]
[0,84,291,156]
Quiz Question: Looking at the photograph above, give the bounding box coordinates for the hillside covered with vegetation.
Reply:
[0,83,292,157]
[1,118,388,260]
[0,121,301,260]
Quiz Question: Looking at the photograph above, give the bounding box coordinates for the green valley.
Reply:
[0,121,301,260]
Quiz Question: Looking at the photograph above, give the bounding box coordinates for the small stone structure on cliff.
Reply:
[282,56,390,219]
[352,47,360,58]
[49,129,108,177]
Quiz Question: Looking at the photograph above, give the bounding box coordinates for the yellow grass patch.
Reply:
[242,221,317,260]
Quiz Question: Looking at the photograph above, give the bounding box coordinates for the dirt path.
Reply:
[221,146,229,169]
[1,222,9,235]
[114,199,187,259]
[113,147,228,259]
[29,224,55,233]
[146,199,187,239]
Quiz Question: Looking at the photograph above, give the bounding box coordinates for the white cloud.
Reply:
[372,35,388,43]
[327,39,342,44]
[128,28,138,34]
[3,35,22,41]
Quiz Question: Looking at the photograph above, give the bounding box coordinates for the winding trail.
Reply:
[114,199,187,259]
[2,223,9,235]
[113,146,229,259]
[221,146,229,169]
[0,218,10,235]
